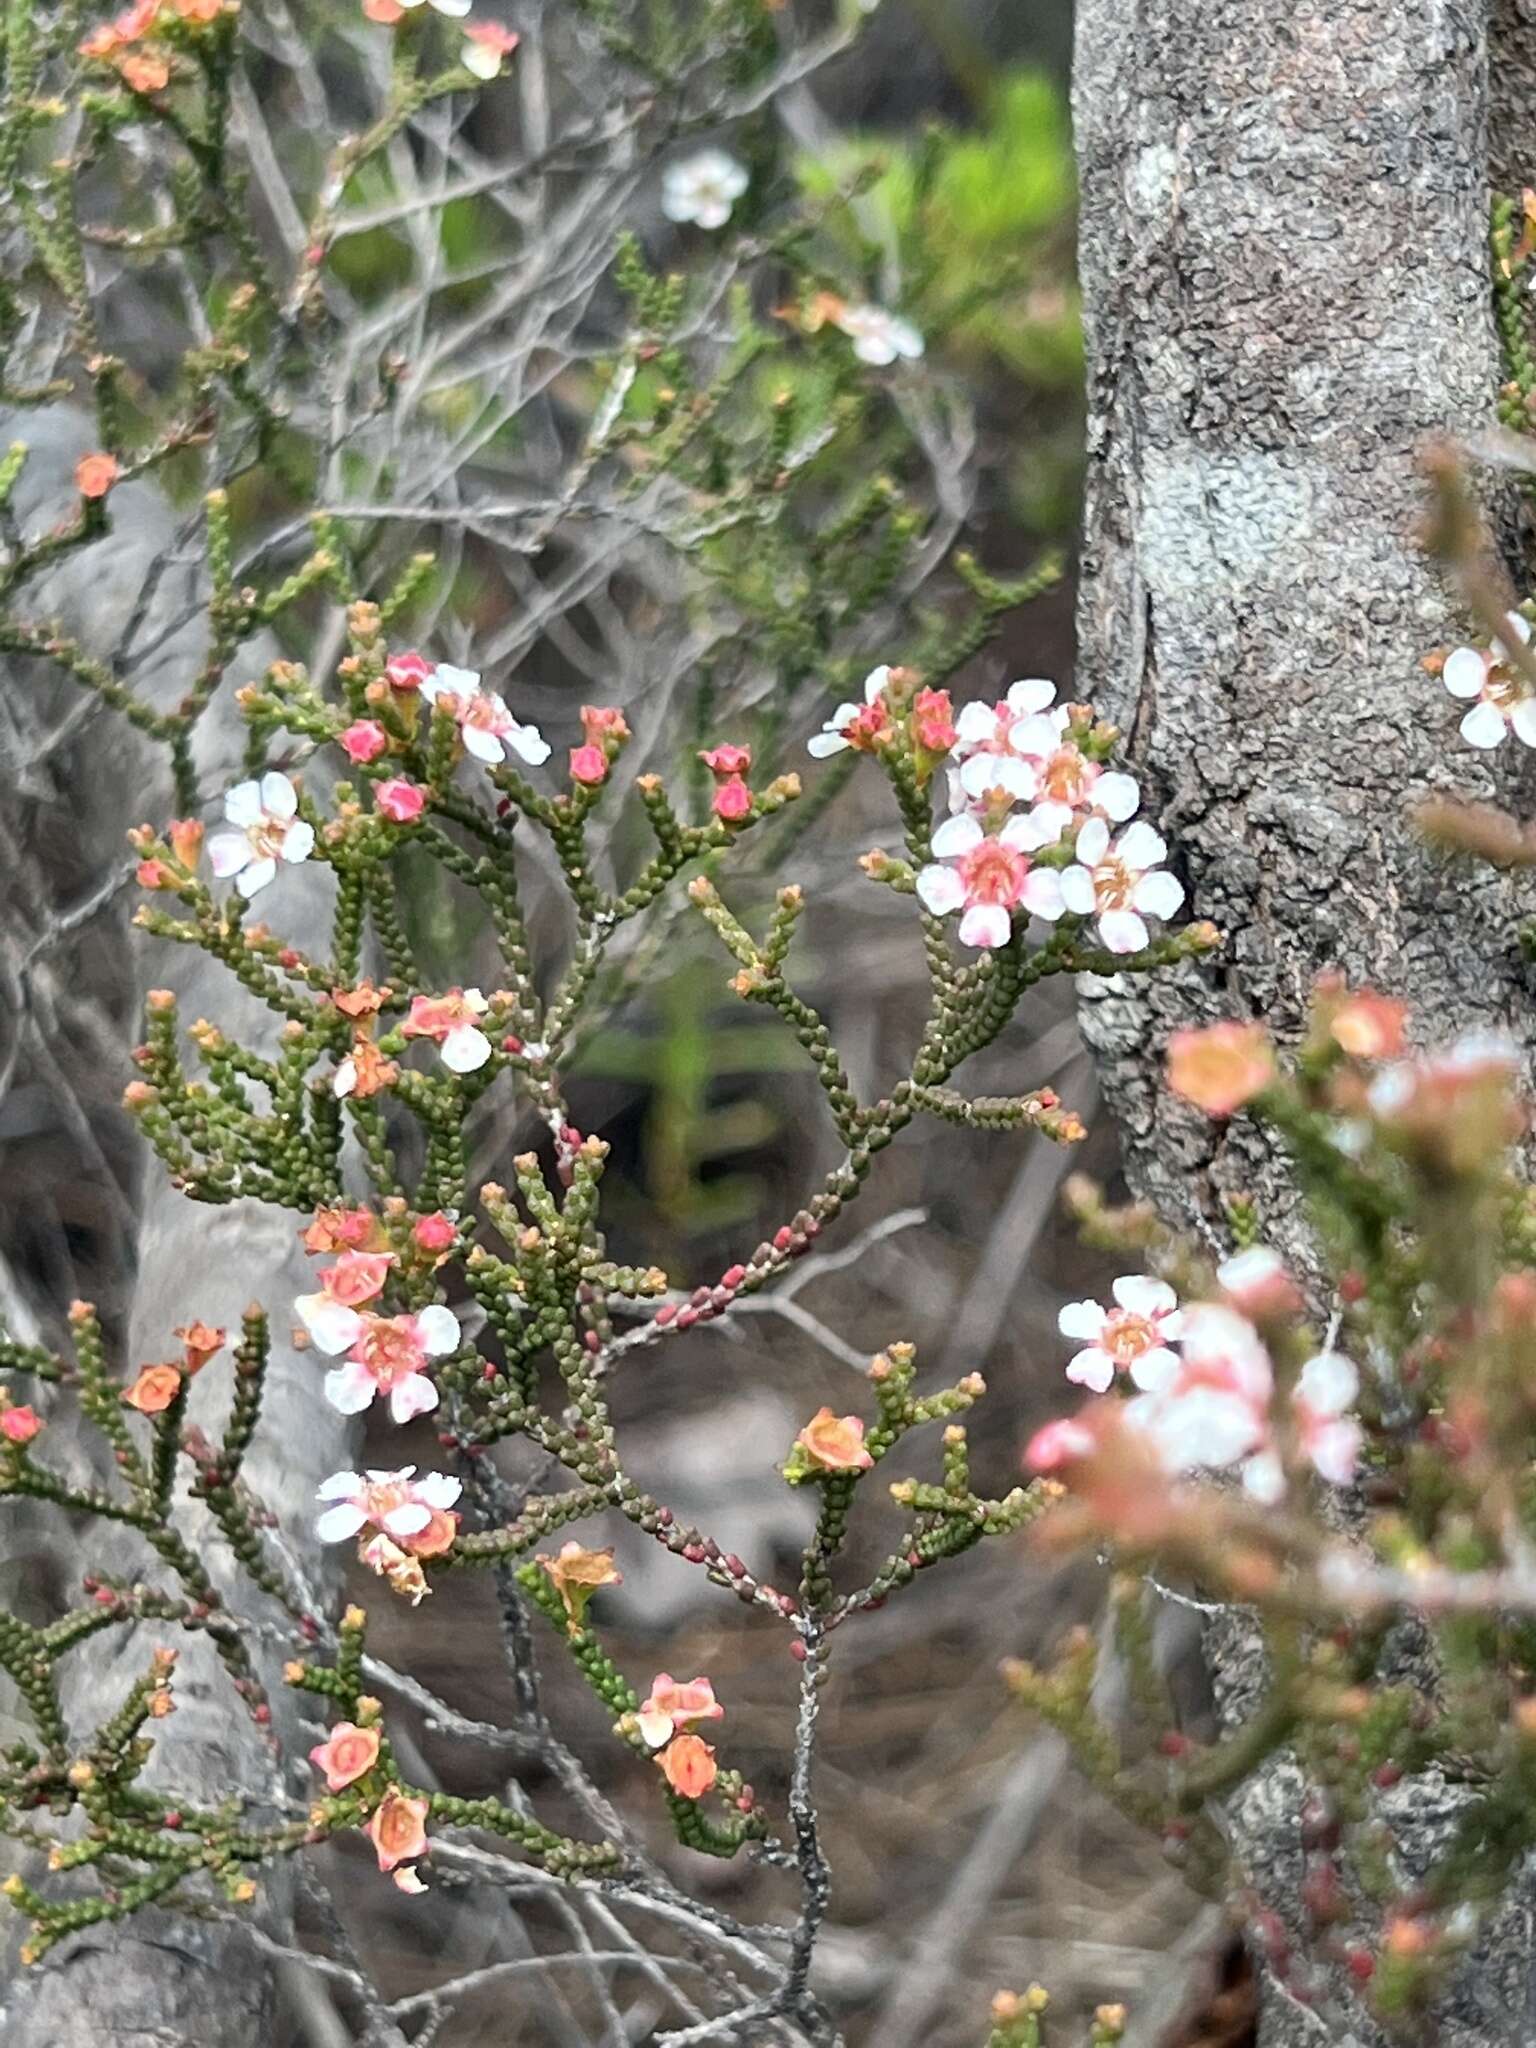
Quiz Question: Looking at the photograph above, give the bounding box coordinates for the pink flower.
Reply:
[461,19,518,77]
[376,778,425,823]
[1167,1022,1276,1117]
[402,988,492,1073]
[1057,1276,1183,1394]
[1125,1304,1275,1497]
[310,1721,381,1792]
[316,1465,462,1545]
[712,777,753,822]
[339,720,388,765]
[699,743,752,778]
[1216,1247,1302,1321]
[569,743,608,786]
[795,1407,874,1473]
[1441,613,1536,748]
[659,1733,718,1799]
[413,1212,457,1253]
[295,1250,394,1353]
[912,687,957,757]
[581,705,631,746]
[1292,1350,1361,1489]
[915,813,1064,949]
[636,1674,724,1749]
[385,650,434,691]
[0,1406,42,1445]
[418,663,549,767]
[367,1788,429,1874]
[807,667,895,758]
[309,1306,461,1424]
[1025,1413,1098,1472]
[1060,817,1183,953]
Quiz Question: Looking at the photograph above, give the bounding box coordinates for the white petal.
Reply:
[222,780,264,828]
[462,727,504,764]
[317,1470,365,1500]
[509,722,551,765]
[862,665,892,701]
[389,1374,440,1424]
[807,730,850,758]
[915,864,966,916]
[1129,1347,1181,1394]
[1009,712,1065,758]
[434,663,481,696]
[930,813,983,859]
[1460,700,1507,748]
[954,701,997,746]
[207,831,251,878]
[1133,870,1184,919]
[1057,1300,1107,1342]
[296,1294,363,1355]
[960,752,1034,802]
[317,1503,367,1542]
[259,771,298,819]
[1497,611,1534,650]
[236,857,278,898]
[958,902,1011,949]
[636,1708,674,1748]
[1017,800,1072,848]
[1059,865,1096,915]
[1004,679,1057,717]
[1065,1350,1115,1393]
[415,1471,463,1509]
[1112,1275,1176,1318]
[462,987,488,1013]
[441,1024,492,1073]
[382,1502,432,1537]
[1241,1450,1285,1503]
[333,1059,357,1099]
[1096,772,1141,821]
[1097,909,1149,953]
[853,334,897,366]
[1020,868,1065,921]
[462,39,501,77]
[281,820,315,864]
[1442,647,1488,699]
[324,1364,378,1415]
[1512,699,1536,748]
[1075,816,1110,865]
[1296,1351,1358,1417]
[1308,1418,1362,1485]
[1117,821,1167,870]
[415,1304,460,1355]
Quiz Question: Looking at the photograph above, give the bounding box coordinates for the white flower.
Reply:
[316,1465,462,1544]
[662,150,749,230]
[403,988,493,1074]
[1060,817,1183,953]
[807,666,892,758]
[1442,613,1536,749]
[915,812,1064,949]
[834,304,924,367]
[206,773,314,898]
[1057,1276,1183,1394]
[419,663,550,768]
[314,1305,461,1426]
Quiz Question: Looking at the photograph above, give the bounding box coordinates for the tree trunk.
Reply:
[0,412,348,2047]
[1073,2,1536,2040]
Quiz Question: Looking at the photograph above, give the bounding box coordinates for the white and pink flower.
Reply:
[1442,613,1536,749]
[1057,1276,1183,1394]
[636,1674,724,1749]
[807,666,894,758]
[418,663,550,768]
[915,813,1064,949]
[1291,1350,1361,1489]
[460,20,518,77]
[307,1304,461,1423]
[1125,1303,1275,1496]
[1059,817,1183,953]
[402,987,492,1074]
[206,773,314,898]
[316,1465,462,1545]
[833,303,924,367]
[295,1249,395,1352]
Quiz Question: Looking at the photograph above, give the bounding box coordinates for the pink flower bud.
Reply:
[569,743,609,786]
[376,779,426,823]
[339,720,389,765]
[712,777,752,822]
[413,1212,456,1253]
[0,1406,42,1444]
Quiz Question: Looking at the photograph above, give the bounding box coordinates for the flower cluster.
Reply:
[810,668,1183,954]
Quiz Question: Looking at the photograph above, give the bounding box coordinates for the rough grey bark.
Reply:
[1072,3,1536,2042]
[0,413,349,2047]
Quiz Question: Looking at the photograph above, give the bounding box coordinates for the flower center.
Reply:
[1103,1309,1156,1362]
[358,1320,426,1384]
[1090,854,1135,910]
[1039,745,1094,805]
[959,839,1029,907]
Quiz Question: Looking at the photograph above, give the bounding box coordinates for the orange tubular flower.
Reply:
[659,1733,718,1800]
[1166,1021,1276,1117]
